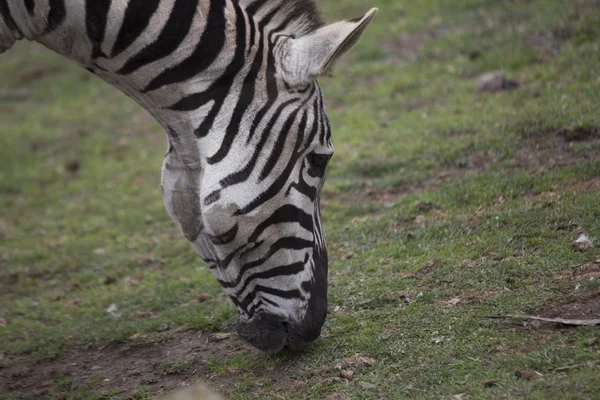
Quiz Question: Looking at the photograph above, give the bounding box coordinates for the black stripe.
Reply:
[47,0,66,33]
[239,286,302,311]
[245,0,267,58]
[287,168,317,202]
[259,110,305,181]
[246,300,263,317]
[86,0,112,59]
[0,0,19,34]
[246,0,268,15]
[248,204,313,243]
[203,190,221,206]
[244,14,297,146]
[206,4,265,164]
[319,91,331,145]
[236,127,305,215]
[219,99,297,188]
[235,261,305,299]
[206,223,238,245]
[25,0,35,14]
[111,0,160,58]
[225,237,312,279]
[117,0,198,75]
[168,3,247,133]
[143,0,227,92]
[305,96,321,146]
[205,2,254,162]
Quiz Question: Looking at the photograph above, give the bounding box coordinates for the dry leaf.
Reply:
[358,381,377,390]
[415,201,439,212]
[197,293,213,303]
[431,336,444,344]
[583,337,597,346]
[103,276,117,285]
[443,297,461,308]
[105,303,121,317]
[515,370,542,380]
[0,317,6,328]
[94,248,106,255]
[135,311,154,318]
[123,276,141,287]
[451,394,469,400]
[573,234,594,251]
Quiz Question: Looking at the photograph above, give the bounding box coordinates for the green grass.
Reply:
[1,0,600,399]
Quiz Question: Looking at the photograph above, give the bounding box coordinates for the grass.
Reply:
[1,0,599,398]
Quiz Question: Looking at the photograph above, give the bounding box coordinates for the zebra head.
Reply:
[161,5,378,353]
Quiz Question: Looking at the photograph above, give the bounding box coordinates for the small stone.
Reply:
[94,248,106,255]
[209,332,231,342]
[451,394,469,400]
[339,369,354,380]
[477,70,520,92]
[135,311,154,318]
[414,215,426,226]
[65,159,81,173]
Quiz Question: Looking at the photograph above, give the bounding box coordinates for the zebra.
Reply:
[0,0,377,353]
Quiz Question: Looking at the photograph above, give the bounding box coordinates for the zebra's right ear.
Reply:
[279,8,378,86]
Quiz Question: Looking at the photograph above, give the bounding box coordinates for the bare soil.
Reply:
[0,328,252,399]
[537,290,600,323]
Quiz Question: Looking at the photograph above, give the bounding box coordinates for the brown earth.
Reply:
[0,328,250,399]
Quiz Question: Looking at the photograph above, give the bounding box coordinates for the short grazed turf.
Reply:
[1,0,599,398]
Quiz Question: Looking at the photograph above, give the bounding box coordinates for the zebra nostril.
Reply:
[236,312,288,353]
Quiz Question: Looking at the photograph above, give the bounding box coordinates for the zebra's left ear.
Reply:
[280,8,378,86]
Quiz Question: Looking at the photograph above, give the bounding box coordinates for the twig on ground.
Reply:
[0,89,31,101]
[480,314,600,326]
[549,360,600,373]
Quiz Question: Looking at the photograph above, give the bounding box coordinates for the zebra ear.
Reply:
[280,8,378,86]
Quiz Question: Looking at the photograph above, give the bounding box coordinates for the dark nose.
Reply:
[236,312,289,353]
[236,304,326,353]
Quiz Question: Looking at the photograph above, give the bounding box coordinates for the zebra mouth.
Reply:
[236,313,304,353]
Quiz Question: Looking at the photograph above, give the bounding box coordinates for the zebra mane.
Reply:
[242,0,324,38]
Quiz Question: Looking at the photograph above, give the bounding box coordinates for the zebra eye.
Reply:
[306,153,330,177]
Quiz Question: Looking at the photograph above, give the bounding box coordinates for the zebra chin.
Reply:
[237,252,329,353]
